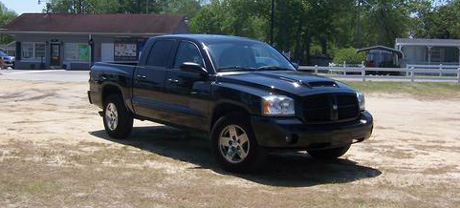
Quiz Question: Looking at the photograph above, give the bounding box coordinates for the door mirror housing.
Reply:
[292,62,299,70]
[180,62,208,76]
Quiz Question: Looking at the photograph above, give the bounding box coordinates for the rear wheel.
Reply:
[307,144,351,160]
[103,94,133,139]
[211,113,264,172]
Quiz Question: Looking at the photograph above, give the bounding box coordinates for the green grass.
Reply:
[345,81,460,99]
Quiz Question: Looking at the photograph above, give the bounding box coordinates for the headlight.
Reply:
[356,92,365,111]
[262,95,295,116]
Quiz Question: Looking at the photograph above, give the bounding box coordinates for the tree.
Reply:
[159,0,201,18]
[189,0,266,39]
[408,0,460,39]
[0,2,17,44]
[47,0,120,14]
[46,0,202,18]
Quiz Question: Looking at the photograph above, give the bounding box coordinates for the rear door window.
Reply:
[146,40,174,67]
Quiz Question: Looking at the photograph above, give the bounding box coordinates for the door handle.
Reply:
[136,74,147,79]
[168,78,180,84]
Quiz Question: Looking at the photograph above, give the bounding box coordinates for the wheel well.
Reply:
[211,103,249,130]
[102,85,122,102]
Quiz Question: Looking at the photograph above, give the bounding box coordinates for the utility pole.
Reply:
[270,0,275,45]
[77,0,82,14]
[356,0,362,48]
[146,0,149,14]
[137,0,141,14]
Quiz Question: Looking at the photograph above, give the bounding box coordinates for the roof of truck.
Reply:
[158,34,261,43]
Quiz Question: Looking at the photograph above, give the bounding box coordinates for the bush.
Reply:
[333,48,366,65]
[310,45,322,56]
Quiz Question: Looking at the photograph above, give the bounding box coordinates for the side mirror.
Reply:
[180,62,208,76]
[292,62,299,70]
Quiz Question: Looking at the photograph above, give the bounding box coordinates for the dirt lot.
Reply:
[0,80,459,207]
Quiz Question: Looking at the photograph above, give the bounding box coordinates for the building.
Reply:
[395,38,460,67]
[0,13,189,70]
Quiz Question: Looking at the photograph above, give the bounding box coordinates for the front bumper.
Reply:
[250,111,373,150]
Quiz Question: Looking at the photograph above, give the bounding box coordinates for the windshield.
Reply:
[205,41,295,72]
[0,51,8,57]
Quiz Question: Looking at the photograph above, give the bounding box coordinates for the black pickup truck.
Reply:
[88,34,373,172]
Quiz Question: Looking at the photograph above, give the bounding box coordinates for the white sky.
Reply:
[2,0,45,14]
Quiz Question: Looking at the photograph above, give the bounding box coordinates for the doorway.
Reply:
[50,43,61,67]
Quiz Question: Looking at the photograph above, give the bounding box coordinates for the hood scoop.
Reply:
[307,81,338,87]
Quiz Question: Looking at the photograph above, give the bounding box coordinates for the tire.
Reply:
[210,113,264,173]
[103,94,133,139]
[307,144,351,160]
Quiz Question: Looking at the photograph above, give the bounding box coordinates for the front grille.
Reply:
[303,93,359,123]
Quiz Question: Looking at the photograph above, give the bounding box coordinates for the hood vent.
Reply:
[308,81,338,87]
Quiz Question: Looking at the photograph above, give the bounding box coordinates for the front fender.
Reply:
[211,82,272,116]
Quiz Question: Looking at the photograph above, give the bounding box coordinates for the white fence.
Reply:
[299,64,460,83]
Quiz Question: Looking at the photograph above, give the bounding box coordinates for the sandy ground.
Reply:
[0,80,459,207]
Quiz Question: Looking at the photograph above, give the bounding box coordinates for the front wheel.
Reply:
[307,144,351,160]
[211,113,264,172]
[103,94,133,139]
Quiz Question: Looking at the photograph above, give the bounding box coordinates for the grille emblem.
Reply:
[330,95,339,121]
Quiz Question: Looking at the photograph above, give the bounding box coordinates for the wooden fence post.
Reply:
[361,65,366,82]
[411,67,415,82]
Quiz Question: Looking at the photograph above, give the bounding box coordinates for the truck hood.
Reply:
[216,70,356,96]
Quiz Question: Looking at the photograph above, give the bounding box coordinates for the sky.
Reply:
[2,0,45,15]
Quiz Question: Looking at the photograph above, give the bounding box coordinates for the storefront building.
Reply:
[0,13,189,69]
[395,38,460,67]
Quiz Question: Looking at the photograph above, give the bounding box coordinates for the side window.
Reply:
[174,41,203,68]
[146,40,174,67]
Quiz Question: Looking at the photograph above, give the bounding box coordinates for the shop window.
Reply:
[22,42,45,61]
[64,43,89,61]
[35,43,46,59]
[115,43,137,61]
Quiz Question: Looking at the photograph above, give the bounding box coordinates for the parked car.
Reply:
[88,34,373,172]
[0,50,15,69]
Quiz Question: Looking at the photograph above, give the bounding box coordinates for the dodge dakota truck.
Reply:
[88,34,373,172]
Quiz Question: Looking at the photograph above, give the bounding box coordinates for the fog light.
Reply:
[285,134,298,144]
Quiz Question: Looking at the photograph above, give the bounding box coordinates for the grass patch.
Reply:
[20,181,59,195]
[345,81,460,99]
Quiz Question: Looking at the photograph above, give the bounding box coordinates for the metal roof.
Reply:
[396,38,460,47]
[0,13,188,35]
[357,45,403,56]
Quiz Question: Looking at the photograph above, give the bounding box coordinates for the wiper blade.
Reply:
[218,66,256,72]
[257,66,291,71]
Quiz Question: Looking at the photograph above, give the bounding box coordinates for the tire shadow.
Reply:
[89,125,381,187]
